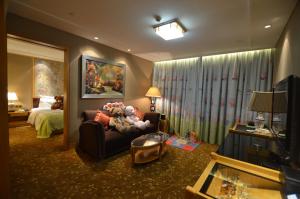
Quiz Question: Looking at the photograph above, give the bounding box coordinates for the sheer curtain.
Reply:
[153,57,201,136]
[153,49,273,144]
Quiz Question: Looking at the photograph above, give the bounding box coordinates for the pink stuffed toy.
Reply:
[103,102,125,112]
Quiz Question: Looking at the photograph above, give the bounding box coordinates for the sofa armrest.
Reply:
[143,112,160,131]
[81,110,98,122]
[79,120,105,159]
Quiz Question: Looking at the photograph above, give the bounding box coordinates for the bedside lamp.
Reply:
[249,91,272,130]
[8,92,21,112]
[145,86,161,112]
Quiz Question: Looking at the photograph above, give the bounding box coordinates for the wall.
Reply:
[0,0,10,197]
[7,53,33,109]
[34,58,64,97]
[274,2,300,83]
[7,13,153,142]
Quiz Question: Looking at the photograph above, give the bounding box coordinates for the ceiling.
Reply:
[8,0,298,62]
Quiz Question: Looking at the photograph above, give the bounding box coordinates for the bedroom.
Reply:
[7,37,65,138]
[1,0,300,198]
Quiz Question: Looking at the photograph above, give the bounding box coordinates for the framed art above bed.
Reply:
[81,55,126,99]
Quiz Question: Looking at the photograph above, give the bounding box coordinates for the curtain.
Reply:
[153,49,273,145]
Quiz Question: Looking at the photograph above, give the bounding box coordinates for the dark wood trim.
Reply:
[0,0,10,197]
[63,48,70,148]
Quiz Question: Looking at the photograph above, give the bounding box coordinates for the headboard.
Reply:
[33,97,40,108]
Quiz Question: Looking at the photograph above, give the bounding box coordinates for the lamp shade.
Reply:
[273,91,287,113]
[145,87,161,98]
[249,91,272,113]
[7,92,18,101]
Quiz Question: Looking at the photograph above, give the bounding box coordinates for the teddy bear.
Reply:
[124,106,150,130]
[51,96,64,110]
[109,107,134,133]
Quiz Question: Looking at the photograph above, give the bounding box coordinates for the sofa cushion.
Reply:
[104,130,132,155]
[134,107,145,120]
[94,111,110,128]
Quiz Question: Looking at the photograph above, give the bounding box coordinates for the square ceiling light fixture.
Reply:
[153,19,186,40]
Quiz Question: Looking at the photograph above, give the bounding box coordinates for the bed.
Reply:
[27,107,64,138]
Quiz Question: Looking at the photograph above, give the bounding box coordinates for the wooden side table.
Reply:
[159,116,169,134]
[8,111,30,127]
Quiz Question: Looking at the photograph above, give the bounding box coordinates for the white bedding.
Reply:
[27,107,52,126]
[27,108,64,138]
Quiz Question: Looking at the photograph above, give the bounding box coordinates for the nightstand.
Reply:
[8,111,30,127]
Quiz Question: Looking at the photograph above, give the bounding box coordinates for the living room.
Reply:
[1,0,300,198]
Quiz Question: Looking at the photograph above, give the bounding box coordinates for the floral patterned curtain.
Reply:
[153,49,273,144]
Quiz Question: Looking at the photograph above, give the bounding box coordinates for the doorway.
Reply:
[7,35,69,146]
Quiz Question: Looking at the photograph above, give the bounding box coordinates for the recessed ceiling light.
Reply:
[127,49,131,52]
[264,25,272,29]
[94,37,99,40]
[153,19,186,40]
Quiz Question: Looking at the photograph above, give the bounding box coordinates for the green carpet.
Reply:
[9,126,218,199]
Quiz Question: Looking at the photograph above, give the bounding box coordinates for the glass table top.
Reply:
[131,132,169,147]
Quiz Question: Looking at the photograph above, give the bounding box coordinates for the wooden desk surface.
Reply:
[229,123,275,140]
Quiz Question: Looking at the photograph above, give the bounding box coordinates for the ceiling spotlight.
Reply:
[264,25,272,29]
[94,37,99,40]
[153,19,186,40]
[127,49,131,52]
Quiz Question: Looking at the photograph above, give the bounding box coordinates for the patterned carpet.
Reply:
[9,126,218,199]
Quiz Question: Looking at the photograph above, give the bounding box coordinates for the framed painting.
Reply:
[81,55,126,98]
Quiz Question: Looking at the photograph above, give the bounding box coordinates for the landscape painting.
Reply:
[81,55,125,98]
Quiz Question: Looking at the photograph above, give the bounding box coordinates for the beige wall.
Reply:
[274,2,300,83]
[7,53,33,109]
[7,13,153,143]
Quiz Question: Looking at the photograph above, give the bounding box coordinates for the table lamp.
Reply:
[145,86,161,112]
[8,92,20,112]
[272,91,287,133]
[249,91,272,130]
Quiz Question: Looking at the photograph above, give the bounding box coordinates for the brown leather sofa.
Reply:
[79,110,160,159]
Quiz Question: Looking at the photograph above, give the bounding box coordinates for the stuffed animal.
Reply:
[124,106,150,130]
[109,107,134,133]
[51,96,63,110]
[103,102,125,112]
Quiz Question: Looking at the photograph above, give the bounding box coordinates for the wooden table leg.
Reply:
[131,147,135,164]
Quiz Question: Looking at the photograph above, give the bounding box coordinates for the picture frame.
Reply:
[81,55,126,98]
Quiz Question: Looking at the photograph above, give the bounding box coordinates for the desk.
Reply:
[218,123,287,170]
[230,123,275,140]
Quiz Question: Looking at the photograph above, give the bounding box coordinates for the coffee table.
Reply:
[131,132,169,164]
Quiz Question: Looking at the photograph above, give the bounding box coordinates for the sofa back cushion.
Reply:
[94,110,111,128]
[134,107,145,120]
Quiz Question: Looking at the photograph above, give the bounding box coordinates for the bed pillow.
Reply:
[134,107,145,120]
[39,95,55,108]
[94,110,111,128]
